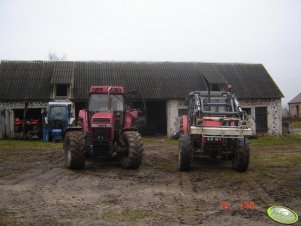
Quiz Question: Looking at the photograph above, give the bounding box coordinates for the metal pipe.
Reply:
[108,86,112,112]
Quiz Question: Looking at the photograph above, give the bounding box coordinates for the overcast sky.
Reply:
[0,0,300,106]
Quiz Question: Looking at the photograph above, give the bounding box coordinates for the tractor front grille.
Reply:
[93,128,110,142]
[49,120,64,129]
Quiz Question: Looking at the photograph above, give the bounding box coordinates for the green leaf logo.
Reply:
[267,206,298,225]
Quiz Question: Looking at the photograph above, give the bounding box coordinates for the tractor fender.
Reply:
[124,111,139,128]
[182,115,189,135]
[79,110,89,132]
[64,126,82,138]
[119,128,138,146]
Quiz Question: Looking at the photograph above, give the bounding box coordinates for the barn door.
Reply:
[255,107,267,133]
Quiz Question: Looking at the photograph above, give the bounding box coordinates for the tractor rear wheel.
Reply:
[64,131,86,169]
[178,134,193,171]
[119,131,144,169]
[232,137,250,171]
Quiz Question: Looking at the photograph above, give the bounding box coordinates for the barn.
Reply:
[0,61,283,138]
[288,92,301,118]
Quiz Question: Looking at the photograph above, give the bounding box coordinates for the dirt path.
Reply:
[0,138,300,225]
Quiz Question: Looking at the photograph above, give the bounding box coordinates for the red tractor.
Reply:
[64,86,144,169]
[178,90,252,171]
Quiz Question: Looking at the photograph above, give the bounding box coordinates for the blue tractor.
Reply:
[42,100,75,142]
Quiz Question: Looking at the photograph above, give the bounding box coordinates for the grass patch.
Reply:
[0,214,22,226]
[102,210,157,222]
[250,134,301,147]
[158,161,177,171]
[250,149,301,198]
[292,121,301,129]
[5,172,20,179]
[143,138,155,145]
[167,138,178,145]
[0,140,62,149]
[252,152,301,167]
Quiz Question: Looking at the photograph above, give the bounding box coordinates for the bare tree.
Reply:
[48,51,67,61]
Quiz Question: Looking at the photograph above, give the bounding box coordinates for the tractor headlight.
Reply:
[91,123,112,128]
[92,123,104,128]
[206,137,222,142]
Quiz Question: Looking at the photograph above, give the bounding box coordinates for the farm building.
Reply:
[0,61,283,138]
[288,92,301,118]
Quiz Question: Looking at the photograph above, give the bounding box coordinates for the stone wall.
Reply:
[239,99,282,136]
[0,101,48,110]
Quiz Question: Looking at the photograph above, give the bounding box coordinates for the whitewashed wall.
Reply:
[166,99,186,136]
[289,103,301,117]
[239,99,282,136]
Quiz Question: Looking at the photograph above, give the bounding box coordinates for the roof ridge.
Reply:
[0,60,263,66]
[288,92,301,104]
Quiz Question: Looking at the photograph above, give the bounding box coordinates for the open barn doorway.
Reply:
[255,107,268,134]
[13,108,43,139]
[144,101,167,135]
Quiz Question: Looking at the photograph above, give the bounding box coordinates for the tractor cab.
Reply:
[79,86,126,143]
[87,86,125,131]
[187,91,246,126]
[43,100,74,142]
[79,86,146,144]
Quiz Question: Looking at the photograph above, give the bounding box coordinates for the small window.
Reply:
[178,108,187,117]
[242,108,251,115]
[56,84,68,97]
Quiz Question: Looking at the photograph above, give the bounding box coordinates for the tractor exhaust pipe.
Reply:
[108,86,112,112]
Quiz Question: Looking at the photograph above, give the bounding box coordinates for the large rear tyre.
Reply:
[64,131,86,169]
[178,135,193,171]
[232,137,250,172]
[119,131,144,169]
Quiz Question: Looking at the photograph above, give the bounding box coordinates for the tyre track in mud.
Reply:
[0,148,63,184]
[175,172,202,225]
[245,174,275,211]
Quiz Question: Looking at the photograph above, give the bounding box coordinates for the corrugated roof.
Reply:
[288,92,301,104]
[195,63,228,84]
[0,61,284,101]
[50,61,74,84]
[73,62,208,100]
[51,69,74,84]
[0,61,52,100]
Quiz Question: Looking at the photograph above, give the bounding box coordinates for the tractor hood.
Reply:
[91,112,114,128]
[90,112,114,142]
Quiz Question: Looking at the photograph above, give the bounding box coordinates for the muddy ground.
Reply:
[0,138,300,226]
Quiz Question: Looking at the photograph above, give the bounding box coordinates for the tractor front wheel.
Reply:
[232,137,250,171]
[119,131,144,169]
[178,134,193,171]
[64,131,86,169]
